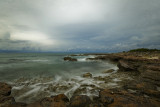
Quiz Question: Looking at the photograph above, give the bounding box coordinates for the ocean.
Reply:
[0,53,119,103]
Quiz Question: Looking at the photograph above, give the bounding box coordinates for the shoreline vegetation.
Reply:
[0,48,160,107]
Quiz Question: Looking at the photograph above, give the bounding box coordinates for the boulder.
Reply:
[69,95,91,107]
[64,57,77,61]
[82,73,92,78]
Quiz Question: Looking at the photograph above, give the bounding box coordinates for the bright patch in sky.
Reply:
[10,32,54,45]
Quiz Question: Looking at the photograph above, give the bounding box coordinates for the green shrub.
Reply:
[128,48,160,52]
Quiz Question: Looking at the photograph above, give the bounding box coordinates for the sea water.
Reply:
[0,53,121,103]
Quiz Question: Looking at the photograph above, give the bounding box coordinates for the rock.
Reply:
[117,60,138,72]
[0,82,12,96]
[64,57,77,61]
[0,82,15,107]
[86,54,122,62]
[89,103,103,107]
[102,69,114,73]
[99,89,160,107]
[123,81,160,98]
[52,94,69,102]
[0,95,15,107]
[82,72,92,78]
[69,95,91,107]
[8,102,27,107]
[27,94,69,107]
[100,96,114,105]
[93,76,105,81]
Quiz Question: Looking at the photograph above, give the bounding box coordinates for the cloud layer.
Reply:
[0,0,160,52]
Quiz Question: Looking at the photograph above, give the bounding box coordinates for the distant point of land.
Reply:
[128,48,160,52]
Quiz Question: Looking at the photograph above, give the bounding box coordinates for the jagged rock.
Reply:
[0,82,16,107]
[117,60,138,72]
[27,94,69,107]
[69,95,91,107]
[8,102,27,107]
[64,57,77,61]
[0,95,15,107]
[99,89,160,107]
[124,81,160,98]
[0,82,12,96]
[82,72,92,78]
[52,94,69,102]
[93,76,105,81]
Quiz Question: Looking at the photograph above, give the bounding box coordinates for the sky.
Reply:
[0,0,160,52]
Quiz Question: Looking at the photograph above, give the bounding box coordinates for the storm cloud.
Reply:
[0,0,160,52]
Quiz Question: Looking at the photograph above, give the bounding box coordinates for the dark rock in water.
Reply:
[64,57,77,61]
[69,95,91,107]
[82,72,92,78]
[93,76,105,81]
[27,94,69,107]
[102,69,114,73]
[0,82,12,96]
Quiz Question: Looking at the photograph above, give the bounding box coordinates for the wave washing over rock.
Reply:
[10,66,134,104]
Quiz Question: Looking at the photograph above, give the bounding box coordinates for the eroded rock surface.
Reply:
[82,72,92,78]
[0,82,15,107]
[64,57,77,61]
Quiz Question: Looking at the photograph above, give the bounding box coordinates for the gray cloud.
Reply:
[0,0,160,52]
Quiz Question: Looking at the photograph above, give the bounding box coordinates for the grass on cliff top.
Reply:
[128,48,160,52]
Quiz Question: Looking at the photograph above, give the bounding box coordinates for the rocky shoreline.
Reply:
[1,51,160,107]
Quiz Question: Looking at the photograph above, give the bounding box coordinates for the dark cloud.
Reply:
[0,0,160,52]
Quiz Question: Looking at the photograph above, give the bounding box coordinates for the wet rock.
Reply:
[0,82,12,96]
[100,96,114,105]
[69,95,91,107]
[86,54,122,62]
[73,87,87,95]
[93,76,105,81]
[0,82,15,107]
[0,95,15,107]
[117,60,138,72]
[141,70,160,81]
[102,69,114,73]
[83,72,92,78]
[64,57,77,61]
[89,103,104,107]
[8,102,27,107]
[27,94,69,107]
[52,94,69,102]
[99,89,160,107]
[124,81,160,98]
